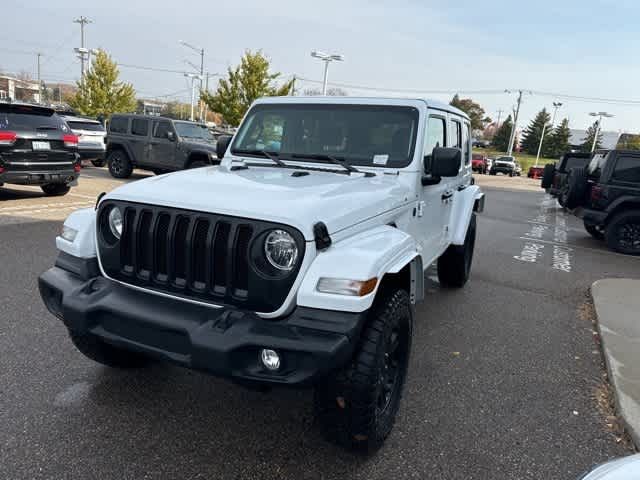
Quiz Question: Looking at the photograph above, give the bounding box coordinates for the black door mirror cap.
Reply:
[166,131,175,141]
[216,135,233,160]
[431,147,462,177]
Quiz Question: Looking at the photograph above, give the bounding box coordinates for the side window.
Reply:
[612,156,640,184]
[462,122,470,164]
[131,118,149,136]
[109,117,128,134]
[154,121,172,139]
[450,119,462,148]
[425,116,446,154]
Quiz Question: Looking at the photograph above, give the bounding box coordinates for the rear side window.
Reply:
[131,119,149,136]
[0,105,67,131]
[612,156,640,184]
[67,121,104,132]
[588,153,608,177]
[450,119,462,148]
[462,122,470,164]
[109,117,128,134]
[565,156,590,171]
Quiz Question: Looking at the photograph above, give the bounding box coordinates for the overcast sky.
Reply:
[2,0,639,133]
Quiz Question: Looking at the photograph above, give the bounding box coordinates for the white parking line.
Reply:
[68,192,97,200]
[0,202,93,216]
[0,201,92,213]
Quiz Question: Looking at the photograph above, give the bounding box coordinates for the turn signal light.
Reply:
[0,131,18,145]
[316,277,378,297]
[63,134,79,147]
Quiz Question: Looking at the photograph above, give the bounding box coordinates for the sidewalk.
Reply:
[592,278,640,446]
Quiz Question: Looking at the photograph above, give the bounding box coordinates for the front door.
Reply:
[129,117,150,166]
[149,120,177,170]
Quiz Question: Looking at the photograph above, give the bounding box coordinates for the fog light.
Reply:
[260,349,281,371]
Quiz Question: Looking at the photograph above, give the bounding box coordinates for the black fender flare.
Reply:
[106,142,135,165]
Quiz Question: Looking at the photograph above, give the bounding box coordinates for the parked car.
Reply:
[540,152,593,204]
[472,153,488,173]
[562,149,640,255]
[514,161,522,176]
[528,165,545,179]
[105,114,218,178]
[59,114,107,167]
[39,96,485,452]
[472,139,490,148]
[490,156,516,176]
[579,454,640,479]
[0,102,80,196]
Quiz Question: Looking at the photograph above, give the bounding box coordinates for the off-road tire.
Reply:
[69,330,150,368]
[541,163,556,189]
[605,210,640,256]
[107,149,133,179]
[437,213,477,288]
[91,158,106,167]
[314,289,413,453]
[41,183,70,196]
[584,221,604,240]
[563,167,588,209]
[188,160,209,169]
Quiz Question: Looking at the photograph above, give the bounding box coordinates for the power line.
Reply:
[118,63,194,75]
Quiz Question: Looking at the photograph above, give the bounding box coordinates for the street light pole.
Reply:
[180,41,205,120]
[589,112,614,153]
[311,51,344,96]
[73,16,92,79]
[535,101,562,166]
[184,73,203,121]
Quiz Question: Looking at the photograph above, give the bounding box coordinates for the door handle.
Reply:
[441,191,454,201]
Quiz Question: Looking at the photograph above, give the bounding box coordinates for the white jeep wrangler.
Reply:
[39,97,484,451]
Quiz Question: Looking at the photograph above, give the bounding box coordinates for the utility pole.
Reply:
[494,109,503,136]
[180,41,205,120]
[36,52,42,103]
[535,102,562,166]
[290,75,296,96]
[74,16,92,78]
[506,90,525,156]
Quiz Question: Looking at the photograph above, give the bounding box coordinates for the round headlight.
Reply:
[108,206,123,240]
[264,229,298,271]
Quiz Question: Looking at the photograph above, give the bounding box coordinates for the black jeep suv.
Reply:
[540,151,594,206]
[563,150,640,255]
[105,114,218,178]
[0,102,80,196]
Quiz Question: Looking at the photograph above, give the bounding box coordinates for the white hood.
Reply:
[104,166,411,240]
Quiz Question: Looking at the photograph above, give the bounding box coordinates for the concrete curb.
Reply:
[592,278,640,448]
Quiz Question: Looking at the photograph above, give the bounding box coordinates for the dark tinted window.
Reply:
[67,121,105,132]
[613,156,640,183]
[0,104,68,131]
[565,156,590,171]
[232,104,419,168]
[462,122,470,164]
[109,117,128,134]
[131,119,149,136]
[154,121,173,138]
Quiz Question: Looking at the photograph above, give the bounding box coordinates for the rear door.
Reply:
[607,153,640,205]
[129,118,150,166]
[149,120,177,169]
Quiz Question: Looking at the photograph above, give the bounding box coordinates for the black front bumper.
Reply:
[574,207,607,226]
[39,255,366,386]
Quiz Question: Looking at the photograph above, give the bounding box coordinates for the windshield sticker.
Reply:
[373,154,389,165]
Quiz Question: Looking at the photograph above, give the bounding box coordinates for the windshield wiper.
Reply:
[233,149,287,168]
[290,153,370,176]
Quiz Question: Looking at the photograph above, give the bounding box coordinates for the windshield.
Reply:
[174,122,214,141]
[231,104,419,168]
[496,157,514,163]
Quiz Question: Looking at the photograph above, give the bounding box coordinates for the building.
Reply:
[140,101,165,116]
[0,75,40,103]
[569,129,620,150]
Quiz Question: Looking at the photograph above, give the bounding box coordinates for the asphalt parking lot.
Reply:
[2,168,639,479]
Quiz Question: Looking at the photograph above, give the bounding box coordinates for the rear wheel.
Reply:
[314,289,412,452]
[41,183,70,196]
[541,163,556,189]
[69,330,150,368]
[107,150,133,179]
[437,213,477,288]
[605,210,640,255]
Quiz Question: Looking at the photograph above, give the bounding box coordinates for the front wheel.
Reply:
[107,150,133,179]
[437,213,477,288]
[314,289,413,452]
[605,211,640,255]
[41,183,70,196]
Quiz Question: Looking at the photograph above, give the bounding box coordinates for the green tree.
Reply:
[68,50,136,117]
[580,121,603,152]
[201,50,293,126]
[449,94,491,131]
[545,118,571,157]
[617,134,640,150]
[492,114,513,152]
[520,108,551,155]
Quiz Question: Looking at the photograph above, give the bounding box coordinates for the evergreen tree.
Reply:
[201,50,293,126]
[69,50,136,117]
[492,114,513,152]
[580,121,604,152]
[544,118,571,157]
[520,108,551,155]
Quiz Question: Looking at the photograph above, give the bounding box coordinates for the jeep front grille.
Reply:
[97,201,305,313]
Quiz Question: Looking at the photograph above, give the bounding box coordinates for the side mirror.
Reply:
[431,147,462,177]
[166,131,175,141]
[216,135,232,160]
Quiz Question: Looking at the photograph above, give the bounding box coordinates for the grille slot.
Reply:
[98,201,304,313]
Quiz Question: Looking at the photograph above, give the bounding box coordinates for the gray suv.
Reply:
[105,114,218,178]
